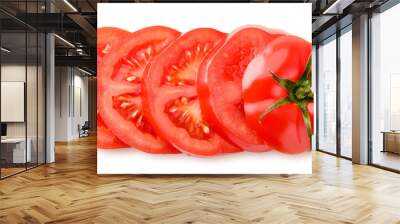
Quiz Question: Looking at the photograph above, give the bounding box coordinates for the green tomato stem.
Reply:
[258,56,313,144]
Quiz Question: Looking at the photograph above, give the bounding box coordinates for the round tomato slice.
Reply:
[142,28,240,156]
[242,35,313,154]
[197,26,283,152]
[97,27,130,149]
[97,114,128,149]
[98,27,129,63]
[98,26,181,154]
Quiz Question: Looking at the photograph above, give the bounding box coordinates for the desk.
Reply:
[382,131,400,154]
[1,138,31,163]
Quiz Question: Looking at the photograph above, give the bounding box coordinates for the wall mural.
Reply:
[97,3,313,174]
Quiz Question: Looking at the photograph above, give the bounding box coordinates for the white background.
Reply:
[98,3,312,174]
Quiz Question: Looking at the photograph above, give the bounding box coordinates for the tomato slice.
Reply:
[242,35,313,154]
[97,114,128,149]
[97,27,129,149]
[142,28,240,156]
[197,26,283,151]
[98,27,130,63]
[98,26,181,154]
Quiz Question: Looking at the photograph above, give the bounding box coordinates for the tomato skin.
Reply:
[98,26,181,154]
[97,114,128,149]
[242,35,312,154]
[197,25,284,152]
[142,28,241,156]
[97,27,130,149]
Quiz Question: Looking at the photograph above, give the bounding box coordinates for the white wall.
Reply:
[54,67,89,141]
[54,66,70,141]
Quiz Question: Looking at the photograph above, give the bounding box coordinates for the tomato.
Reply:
[97,27,129,149]
[98,26,181,154]
[98,27,129,63]
[242,35,313,154]
[142,28,241,156]
[197,26,283,151]
[97,114,128,149]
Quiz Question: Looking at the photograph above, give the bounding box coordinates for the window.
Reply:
[370,2,400,171]
[339,27,352,158]
[317,36,337,154]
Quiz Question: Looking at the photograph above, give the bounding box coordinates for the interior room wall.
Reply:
[55,66,70,141]
[1,64,39,139]
[54,66,89,141]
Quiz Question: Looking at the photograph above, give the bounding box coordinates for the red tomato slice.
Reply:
[242,35,312,153]
[97,27,129,149]
[98,27,130,63]
[142,28,241,156]
[97,114,128,149]
[197,26,283,152]
[98,26,181,154]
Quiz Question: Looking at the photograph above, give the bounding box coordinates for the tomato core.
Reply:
[159,41,219,141]
[166,96,211,140]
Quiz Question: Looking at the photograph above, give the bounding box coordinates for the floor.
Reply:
[0,136,400,223]
[372,150,400,171]
[0,167,25,177]
[1,163,42,178]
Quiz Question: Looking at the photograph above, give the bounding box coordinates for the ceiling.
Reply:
[0,0,391,74]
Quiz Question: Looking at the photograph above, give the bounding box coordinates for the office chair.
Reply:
[79,121,90,138]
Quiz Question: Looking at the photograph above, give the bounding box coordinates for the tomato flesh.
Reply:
[142,28,240,156]
[97,114,128,149]
[197,26,283,151]
[97,27,129,149]
[98,27,130,63]
[242,35,313,153]
[98,26,181,154]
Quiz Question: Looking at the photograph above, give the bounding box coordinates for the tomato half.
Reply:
[197,26,283,151]
[142,28,240,156]
[97,114,128,149]
[97,27,130,149]
[98,26,181,154]
[242,35,313,154]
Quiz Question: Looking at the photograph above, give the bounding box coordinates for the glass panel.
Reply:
[0,1,46,178]
[339,28,352,158]
[371,4,400,171]
[317,36,337,154]
[27,31,38,169]
[26,0,38,169]
[1,30,27,177]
